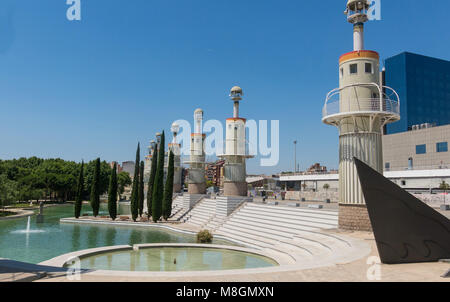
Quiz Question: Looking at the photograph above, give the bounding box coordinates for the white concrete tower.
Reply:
[322,0,400,231]
[144,140,156,183]
[188,108,206,194]
[221,86,250,196]
[169,122,182,193]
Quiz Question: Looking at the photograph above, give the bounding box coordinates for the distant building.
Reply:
[384,52,450,134]
[307,163,328,174]
[383,124,450,171]
[109,161,123,173]
[205,160,225,187]
[280,170,450,193]
[121,161,135,176]
[246,175,280,191]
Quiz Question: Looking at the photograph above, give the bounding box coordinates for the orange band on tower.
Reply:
[339,50,379,64]
[226,118,247,122]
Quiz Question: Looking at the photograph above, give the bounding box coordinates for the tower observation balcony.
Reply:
[322,83,400,127]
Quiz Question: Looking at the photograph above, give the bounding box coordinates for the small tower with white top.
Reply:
[169,122,182,193]
[221,86,251,197]
[188,108,206,194]
[322,0,400,231]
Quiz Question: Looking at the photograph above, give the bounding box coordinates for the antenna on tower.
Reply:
[344,0,370,51]
[230,86,243,118]
[171,122,180,144]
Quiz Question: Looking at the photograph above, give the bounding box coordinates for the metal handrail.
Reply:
[323,82,400,119]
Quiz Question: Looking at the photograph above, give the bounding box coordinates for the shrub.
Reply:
[196,230,213,243]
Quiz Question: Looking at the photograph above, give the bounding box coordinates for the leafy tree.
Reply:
[152,131,165,223]
[0,174,17,208]
[0,157,81,204]
[117,172,132,200]
[163,150,174,220]
[138,161,145,217]
[130,143,140,222]
[84,160,112,198]
[146,147,158,218]
[439,181,450,191]
[90,158,101,217]
[74,161,84,219]
[108,162,118,220]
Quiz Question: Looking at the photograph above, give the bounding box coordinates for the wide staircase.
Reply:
[169,195,185,220]
[183,198,217,228]
[214,203,358,265]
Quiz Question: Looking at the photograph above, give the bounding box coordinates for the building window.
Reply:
[416,144,426,154]
[385,163,390,171]
[365,63,373,74]
[340,68,344,78]
[437,142,448,153]
[350,64,358,74]
[401,180,406,186]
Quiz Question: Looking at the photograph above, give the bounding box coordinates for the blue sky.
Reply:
[0,0,449,174]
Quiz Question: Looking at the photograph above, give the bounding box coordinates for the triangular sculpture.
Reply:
[354,157,450,264]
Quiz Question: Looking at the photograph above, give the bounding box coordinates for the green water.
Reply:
[0,204,229,264]
[67,247,278,272]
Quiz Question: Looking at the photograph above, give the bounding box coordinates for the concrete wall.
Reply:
[285,191,339,202]
[383,124,450,171]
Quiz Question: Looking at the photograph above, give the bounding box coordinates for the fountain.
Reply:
[12,216,45,234]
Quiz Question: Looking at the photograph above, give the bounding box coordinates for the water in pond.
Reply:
[0,204,231,264]
[66,247,278,272]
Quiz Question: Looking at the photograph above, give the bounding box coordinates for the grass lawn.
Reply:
[7,203,38,209]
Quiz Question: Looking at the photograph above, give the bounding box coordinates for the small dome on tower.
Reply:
[230,86,243,101]
[346,0,370,11]
[194,108,203,114]
[230,86,243,95]
[171,122,180,134]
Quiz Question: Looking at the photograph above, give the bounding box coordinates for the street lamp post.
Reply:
[294,140,297,173]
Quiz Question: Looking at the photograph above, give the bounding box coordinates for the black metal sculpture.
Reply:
[354,157,450,264]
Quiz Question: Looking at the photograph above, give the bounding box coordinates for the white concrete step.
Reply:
[230,212,327,231]
[293,230,351,251]
[187,210,211,219]
[226,216,318,235]
[186,215,212,224]
[190,207,215,215]
[214,232,298,264]
[221,222,295,241]
[239,206,338,224]
[217,226,314,259]
[244,204,338,220]
[247,203,338,216]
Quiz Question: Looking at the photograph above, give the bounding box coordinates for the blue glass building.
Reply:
[384,52,450,134]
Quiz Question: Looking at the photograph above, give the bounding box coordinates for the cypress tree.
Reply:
[138,161,145,217]
[90,158,101,217]
[130,143,140,222]
[146,147,158,219]
[163,150,175,220]
[152,131,165,223]
[108,162,118,220]
[74,161,84,219]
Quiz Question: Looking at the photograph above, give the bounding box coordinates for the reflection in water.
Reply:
[72,225,81,252]
[105,227,116,247]
[128,229,141,246]
[164,247,174,271]
[71,247,277,272]
[87,226,99,247]
[0,204,233,264]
